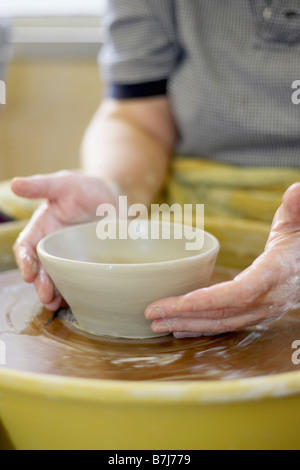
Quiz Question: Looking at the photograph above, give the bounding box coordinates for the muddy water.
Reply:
[0,269,299,381]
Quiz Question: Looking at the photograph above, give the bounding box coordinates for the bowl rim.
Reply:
[37,220,220,268]
[0,366,300,405]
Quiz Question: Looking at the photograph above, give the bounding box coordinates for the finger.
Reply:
[145,280,250,320]
[270,183,300,236]
[151,308,268,336]
[173,332,203,338]
[146,253,276,321]
[13,241,40,283]
[11,171,73,200]
[281,183,300,225]
[45,294,63,312]
[169,306,253,320]
[13,203,49,283]
[34,265,57,306]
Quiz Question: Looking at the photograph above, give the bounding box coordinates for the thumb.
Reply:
[279,182,300,225]
[11,171,74,200]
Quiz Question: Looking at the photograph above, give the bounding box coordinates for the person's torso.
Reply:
[163,0,300,166]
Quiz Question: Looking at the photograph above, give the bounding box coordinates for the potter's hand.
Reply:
[11,171,118,311]
[145,183,300,338]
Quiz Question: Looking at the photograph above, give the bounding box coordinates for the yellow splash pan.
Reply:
[0,266,300,450]
[0,199,300,450]
[1,367,300,450]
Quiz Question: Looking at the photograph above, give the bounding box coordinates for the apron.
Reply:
[165,158,300,269]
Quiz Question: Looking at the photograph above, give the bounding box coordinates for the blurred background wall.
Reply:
[0,60,103,180]
[0,1,105,181]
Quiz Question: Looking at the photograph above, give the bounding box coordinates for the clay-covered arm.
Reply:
[81,97,177,206]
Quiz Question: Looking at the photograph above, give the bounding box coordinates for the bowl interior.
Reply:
[40,221,218,265]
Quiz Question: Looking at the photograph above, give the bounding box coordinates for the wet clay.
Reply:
[0,269,300,381]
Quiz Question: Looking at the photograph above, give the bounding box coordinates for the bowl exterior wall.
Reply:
[39,249,218,338]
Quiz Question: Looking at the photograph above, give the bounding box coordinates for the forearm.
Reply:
[81,98,176,206]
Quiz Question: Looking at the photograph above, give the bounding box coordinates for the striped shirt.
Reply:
[99,0,300,167]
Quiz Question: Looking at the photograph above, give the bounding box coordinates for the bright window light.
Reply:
[0,0,105,17]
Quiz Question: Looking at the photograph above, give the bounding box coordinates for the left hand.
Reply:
[11,171,119,311]
[145,183,300,338]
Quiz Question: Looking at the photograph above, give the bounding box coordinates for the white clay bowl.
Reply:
[37,220,220,339]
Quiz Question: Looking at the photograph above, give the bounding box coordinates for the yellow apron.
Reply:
[166,158,300,269]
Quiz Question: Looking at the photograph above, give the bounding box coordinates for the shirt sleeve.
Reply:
[0,20,12,79]
[99,0,179,99]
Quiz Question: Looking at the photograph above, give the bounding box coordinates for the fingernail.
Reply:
[152,320,172,333]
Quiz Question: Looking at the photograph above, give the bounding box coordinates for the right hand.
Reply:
[11,171,119,311]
